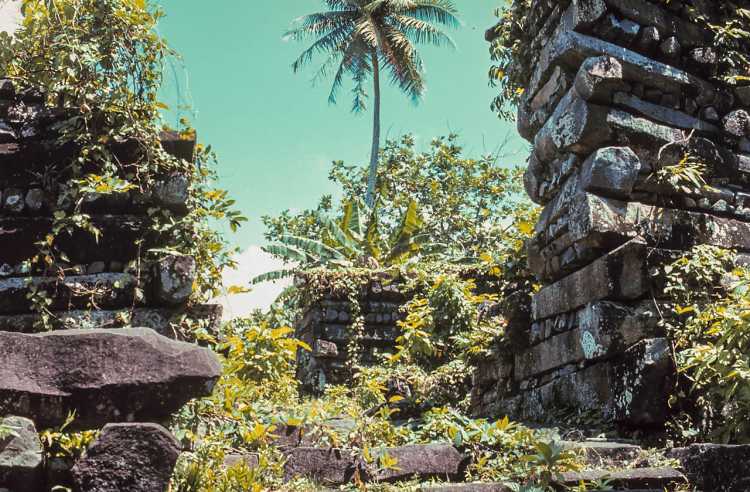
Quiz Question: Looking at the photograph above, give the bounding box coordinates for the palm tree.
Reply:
[285,0,459,208]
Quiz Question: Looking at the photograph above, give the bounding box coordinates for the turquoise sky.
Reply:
[156,0,527,249]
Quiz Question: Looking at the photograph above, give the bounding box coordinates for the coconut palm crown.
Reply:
[285,0,459,208]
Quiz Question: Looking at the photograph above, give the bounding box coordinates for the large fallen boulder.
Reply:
[71,423,180,492]
[0,328,221,429]
[0,416,43,492]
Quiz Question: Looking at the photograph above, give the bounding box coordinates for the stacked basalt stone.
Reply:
[472,0,750,428]
[295,275,407,395]
[0,80,222,491]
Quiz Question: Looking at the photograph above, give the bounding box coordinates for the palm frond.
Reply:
[381,25,425,101]
[262,243,309,263]
[278,234,346,261]
[389,15,455,48]
[291,24,356,73]
[402,0,460,28]
[322,215,362,256]
[284,11,357,42]
[250,269,296,285]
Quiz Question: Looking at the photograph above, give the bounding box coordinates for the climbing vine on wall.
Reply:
[0,0,245,329]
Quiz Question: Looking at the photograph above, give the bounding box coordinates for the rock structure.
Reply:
[0,80,222,491]
[473,0,750,427]
[0,81,221,337]
[295,275,407,394]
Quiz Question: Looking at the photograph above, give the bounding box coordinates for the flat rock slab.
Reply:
[420,484,512,492]
[283,447,364,485]
[668,444,750,492]
[562,440,642,467]
[559,467,686,489]
[375,444,467,482]
[0,328,221,429]
[71,423,180,492]
[0,416,43,492]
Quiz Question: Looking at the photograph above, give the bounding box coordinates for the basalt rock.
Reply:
[0,416,43,492]
[473,0,740,429]
[0,328,221,429]
[71,423,180,492]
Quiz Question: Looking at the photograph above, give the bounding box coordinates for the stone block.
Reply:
[374,444,467,482]
[515,300,661,381]
[531,240,653,320]
[580,146,641,198]
[574,56,629,103]
[603,0,707,48]
[534,88,612,164]
[153,253,196,306]
[562,440,642,467]
[612,92,720,133]
[0,416,43,492]
[613,338,674,426]
[0,328,221,429]
[0,273,138,314]
[71,423,180,492]
[0,215,156,266]
[283,447,364,485]
[528,29,713,102]
[560,466,686,489]
[667,444,750,492]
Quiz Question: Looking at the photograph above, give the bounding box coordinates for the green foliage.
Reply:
[261,134,533,274]
[487,0,531,120]
[0,0,244,328]
[255,198,435,282]
[661,245,750,443]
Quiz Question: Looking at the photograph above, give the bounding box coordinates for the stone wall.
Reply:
[0,80,221,338]
[472,0,750,428]
[0,80,222,490]
[295,275,407,394]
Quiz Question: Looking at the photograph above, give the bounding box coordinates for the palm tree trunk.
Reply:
[365,51,381,209]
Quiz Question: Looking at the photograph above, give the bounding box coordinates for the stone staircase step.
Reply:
[559,467,687,490]
[562,440,643,467]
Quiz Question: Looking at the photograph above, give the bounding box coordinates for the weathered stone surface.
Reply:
[223,453,260,470]
[562,440,642,467]
[613,338,673,425]
[594,13,640,45]
[153,173,189,211]
[0,304,223,340]
[0,273,138,314]
[560,466,686,489]
[580,146,641,198]
[515,301,661,381]
[0,328,221,429]
[667,444,750,492]
[0,215,156,266]
[71,423,180,492]
[0,416,43,492]
[529,29,713,101]
[420,484,512,492]
[153,253,196,306]
[375,444,466,482]
[612,92,720,133]
[531,240,653,320]
[723,109,750,138]
[283,447,363,485]
[574,56,628,103]
[519,66,573,141]
[534,88,612,164]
